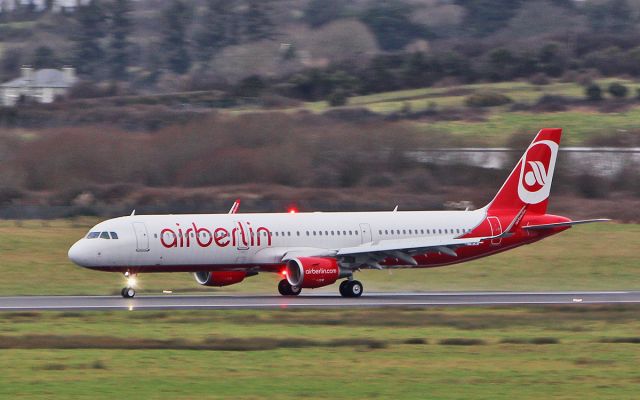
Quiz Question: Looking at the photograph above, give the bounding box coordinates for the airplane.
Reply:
[68,128,608,298]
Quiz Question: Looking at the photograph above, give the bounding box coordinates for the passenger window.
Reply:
[86,232,100,239]
[331,231,335,235]
[100,232,110,239]
[349,231,353,235]
[402,229,406,234]
[337,231,341,236]
[325,231,328,236]
[343,230,347,235]
[110,232,119,239]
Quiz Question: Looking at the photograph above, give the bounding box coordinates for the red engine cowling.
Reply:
[193,271,246,287]
[285,257,348,289]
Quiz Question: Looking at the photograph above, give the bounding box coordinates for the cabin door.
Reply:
[132,222,150,252]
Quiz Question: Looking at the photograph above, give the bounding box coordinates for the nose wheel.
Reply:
[121,272,137,298]
[339,280,363,297]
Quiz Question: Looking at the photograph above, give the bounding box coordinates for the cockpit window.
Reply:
[86,232,100,239]
[110,232,118,239]
[100,232,111,239]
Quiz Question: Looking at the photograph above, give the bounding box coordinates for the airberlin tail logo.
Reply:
[517,140,558,204]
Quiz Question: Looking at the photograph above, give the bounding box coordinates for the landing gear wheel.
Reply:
[121,287,136,298]
[339,280,350,297]
[278,279,301,296]
[340,280,363,298]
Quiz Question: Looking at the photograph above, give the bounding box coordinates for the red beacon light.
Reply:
[287,206,298,214]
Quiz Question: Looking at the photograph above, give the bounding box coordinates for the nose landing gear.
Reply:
[121,272,137,298]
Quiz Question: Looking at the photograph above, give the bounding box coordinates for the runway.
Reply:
[1,291,639,311]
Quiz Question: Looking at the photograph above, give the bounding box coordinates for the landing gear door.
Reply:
[132,222,150,252]
[487,217,502,246]
[359,223,372,244]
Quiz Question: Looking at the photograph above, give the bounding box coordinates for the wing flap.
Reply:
[336,236,480,256]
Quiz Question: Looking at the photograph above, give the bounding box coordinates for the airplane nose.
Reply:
[68,241,88,267]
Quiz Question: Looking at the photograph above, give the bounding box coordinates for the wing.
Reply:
[334,236,483,268]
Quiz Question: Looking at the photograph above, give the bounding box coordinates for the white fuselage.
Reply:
[68,210,486,271]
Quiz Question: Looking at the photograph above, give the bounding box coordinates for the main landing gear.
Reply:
[339,280,363,298]
[121,272,137,298]
[276,279,364,297]
[278,279,302,296]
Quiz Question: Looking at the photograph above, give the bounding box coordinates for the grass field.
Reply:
[300,79,640,145]
[0,219,637,296]
[1,306,639,399]
[0,220,638,399]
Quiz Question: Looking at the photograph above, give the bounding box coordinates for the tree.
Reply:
[73,0,107,76]
[361,1,428,51]
[456,0,525,36]
[32,46,57,69]
[585,84,602,101]
[487,48,516,80]
[244,0,274,42]
[161,0,192,74]
[608,82,628,98]
[304,0,345,28]
[108,0,132,79]
[193,0,236,63]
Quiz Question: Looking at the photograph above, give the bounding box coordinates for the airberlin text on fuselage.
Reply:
[160,222,272,249]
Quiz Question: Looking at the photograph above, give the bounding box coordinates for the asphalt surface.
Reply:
[0,291,639,311]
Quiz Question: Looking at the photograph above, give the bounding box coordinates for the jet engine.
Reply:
[285,257,350,288]
[193,271,247,287]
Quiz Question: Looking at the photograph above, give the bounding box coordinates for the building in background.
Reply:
[0,0,91,13]
[0,66,77,106]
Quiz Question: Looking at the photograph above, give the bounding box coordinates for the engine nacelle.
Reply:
[193,271,246,287]
[285,257,349,289]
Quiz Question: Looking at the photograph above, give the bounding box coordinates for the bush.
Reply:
[529,72,550,85]
[328,89,348,107]
[608,82,628,98]
[585,84,602,101]
[464,92,512,107]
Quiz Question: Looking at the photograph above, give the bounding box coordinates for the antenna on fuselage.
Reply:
[130,210,136,216]
[393,205,398,212]
[228,199,241,214]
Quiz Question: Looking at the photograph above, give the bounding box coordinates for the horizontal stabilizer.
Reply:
[523,219,610,230]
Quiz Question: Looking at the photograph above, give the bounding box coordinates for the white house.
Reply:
[0,0,91,13]
[0,66,77,106]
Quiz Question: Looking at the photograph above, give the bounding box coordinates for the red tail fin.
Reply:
[486,128,562,215]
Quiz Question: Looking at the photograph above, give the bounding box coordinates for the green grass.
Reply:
[415,107,640,145]
[1,307,639,399]
[306,78,640,112]
[298,79,640,145]
[0,220,637,296]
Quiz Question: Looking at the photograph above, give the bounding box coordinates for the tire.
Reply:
[339,280,349,297]
[341,280,363,298]
[349,280,363,297]
[289,284,301,296]
[278,279,301,296]
[122,287,135,298]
